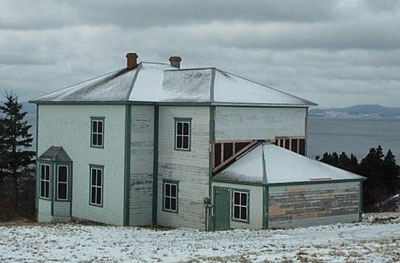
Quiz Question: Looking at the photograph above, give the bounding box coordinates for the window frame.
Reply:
[231,189,250,223]
[162,180,179,213]
[90,117,105,148]
[174,118,191,151]
[39,163,51,200]
[56,164,69,201]
[89,164,104,207]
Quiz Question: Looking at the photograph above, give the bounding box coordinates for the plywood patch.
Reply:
[269,206,294,216]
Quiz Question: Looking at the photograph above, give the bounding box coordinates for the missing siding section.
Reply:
[275,137,306,156]
[212,140,256,173]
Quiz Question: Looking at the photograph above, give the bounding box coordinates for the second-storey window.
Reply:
[91,118,104,148]
[175,119,191,151]
[40,164,50,199]
[90,166,103,206]
[232,190,249,222]
[57,165,68,200]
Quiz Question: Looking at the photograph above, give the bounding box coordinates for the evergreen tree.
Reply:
[359,146,385,211]
[382,150,399,195]
[0,93,35,207]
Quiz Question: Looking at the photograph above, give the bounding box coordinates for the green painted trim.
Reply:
[70,162,73,217]
[54,163,71,202]
[231,188,250,224]
[89,164,104,207]
[152,106,159,225]
[51,162,55,216]
[359,181,363,222]
[208,106,215,231]
[35,105,39,213]
[123,105,131,226]
[264,186,269,229]
[90,116,105,149]
[161,179,179,214]
[174,118,192,151]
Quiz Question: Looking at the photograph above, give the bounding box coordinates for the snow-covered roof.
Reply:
[213,143,365,185]
[39,146,72,162]
[31,62,316,107]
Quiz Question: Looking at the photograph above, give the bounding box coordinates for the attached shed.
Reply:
[211,143,365,230]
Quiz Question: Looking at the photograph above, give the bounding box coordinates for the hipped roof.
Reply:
[39,146,72,162]
[213,143,365,185]
[31,62,316,107]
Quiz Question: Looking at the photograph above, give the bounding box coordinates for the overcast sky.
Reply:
[1,0,399,108]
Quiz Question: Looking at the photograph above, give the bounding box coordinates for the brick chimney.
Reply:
[169,56,182,68]
[126,53,138,69]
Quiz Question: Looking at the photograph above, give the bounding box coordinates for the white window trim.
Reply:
[57,165,68,201]
[163,182,178,212]
[232,190,249,222]
[175,120,191,150]
[91,119,104,147]
[40,164,50,199]
[90,167,103,206]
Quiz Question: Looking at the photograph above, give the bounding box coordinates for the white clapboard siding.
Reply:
[37,199,52,222]
[212,182,264,230]
[38,105,126,225]
[214,107,306,140]
[129,105,154,226]
[157,106,210,229]
[268,181,360,228]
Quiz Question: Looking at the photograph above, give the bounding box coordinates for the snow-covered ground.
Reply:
[1,213,399,263]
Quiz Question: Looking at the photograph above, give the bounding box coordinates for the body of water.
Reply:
[308,117,400,162]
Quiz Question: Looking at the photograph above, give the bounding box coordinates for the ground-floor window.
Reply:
[57,165,68,200]
[163,180,178,213]
[232,190,249,222]
[40,164,50,199]
[90,165,103,206]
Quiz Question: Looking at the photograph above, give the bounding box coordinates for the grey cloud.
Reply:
[0,0,337,31]
[69,0,337,27]
[0,0,399,109]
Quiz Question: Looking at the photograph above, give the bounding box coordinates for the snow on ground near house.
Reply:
[1,213,399,263]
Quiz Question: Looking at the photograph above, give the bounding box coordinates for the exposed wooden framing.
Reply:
[213,141,257,173]
[275,136,306,155]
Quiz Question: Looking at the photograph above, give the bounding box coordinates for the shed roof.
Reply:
[39,146,72,162]
[213,143,365,185]
[31,62,316,107]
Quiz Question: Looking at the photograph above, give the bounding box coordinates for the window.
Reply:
[275,137,306,156]
[163,181,178,213]
[90,166,103,206]
[91,117,104,148]
[57,165,68,200]
[175,119,191,151]
[40,164,50,199]
[232,190,249,222]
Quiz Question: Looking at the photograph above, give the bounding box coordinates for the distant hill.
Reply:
[310,104,400,118]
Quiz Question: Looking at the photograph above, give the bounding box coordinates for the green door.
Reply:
[214,187,230,230]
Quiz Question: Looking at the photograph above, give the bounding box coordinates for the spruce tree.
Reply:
[0,93,35,208]
[359,146,385,211]
[382,150,399,196]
